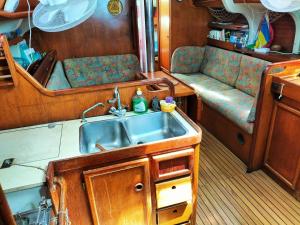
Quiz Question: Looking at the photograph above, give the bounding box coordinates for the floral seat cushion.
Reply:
[170,46,205,74]
[64,54,140,88]
[46,61,71,90]
[200,46,242,86]
[203,89,255,134]
[172,73,234,99]
[235,55,270,97]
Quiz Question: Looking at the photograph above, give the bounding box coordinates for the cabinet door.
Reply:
[83,158,152,225]
[265,102,300,189]
[159,0,170,70]
[0,184,16,225]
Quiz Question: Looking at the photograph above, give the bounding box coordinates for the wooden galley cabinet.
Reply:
[265,73,300,200]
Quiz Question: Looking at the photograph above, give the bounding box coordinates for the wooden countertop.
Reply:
[142,71,195,97]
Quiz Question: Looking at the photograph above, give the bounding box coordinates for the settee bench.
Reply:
[170,46,271,166]
[46,54,141,90]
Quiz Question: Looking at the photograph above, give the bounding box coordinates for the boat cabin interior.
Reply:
[1,0,300,224]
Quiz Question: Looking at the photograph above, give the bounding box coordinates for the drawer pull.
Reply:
[135,183,144,192]
[172,186,176,190]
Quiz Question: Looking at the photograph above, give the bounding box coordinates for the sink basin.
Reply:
[80,120,131,153]
[123,112,187,145]
[79,112,187,154]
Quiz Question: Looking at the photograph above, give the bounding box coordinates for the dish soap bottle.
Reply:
[132,88,148,114]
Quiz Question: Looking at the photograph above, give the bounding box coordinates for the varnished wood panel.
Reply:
[272,14,295,52]
[265,102,300,189]
[200,102,252,165]
[152,149,194,181]
[158,0,170,70]
[158,0,210,71]
[170,0,210,59]
[27,0,138,60]
[0,63,174,129]
[84,158,152,225]
[197,128,300,225]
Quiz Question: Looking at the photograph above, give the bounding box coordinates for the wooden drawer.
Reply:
[157,202,192,225]
[152,149,194,181]
[156,176,192,209]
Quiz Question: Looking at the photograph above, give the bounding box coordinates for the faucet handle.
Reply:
[122,104,129,111]
[107,98,117,104]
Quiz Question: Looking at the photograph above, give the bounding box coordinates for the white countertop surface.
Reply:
[0,111,197,193]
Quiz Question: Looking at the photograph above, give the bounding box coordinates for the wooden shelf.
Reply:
[209,22,249,31]
[0,10,33,19]
[235,48,300,63]
[207,38,235,51]
[207,38,300,62]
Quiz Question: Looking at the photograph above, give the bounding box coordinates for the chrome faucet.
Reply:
[81,102,105,123]
[108,87,127,117]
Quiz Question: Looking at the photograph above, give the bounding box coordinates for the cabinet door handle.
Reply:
[135,183,144,192]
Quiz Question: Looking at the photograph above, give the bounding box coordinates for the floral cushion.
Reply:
[46,61,71,90]
[172,73,234,99]
[64,54,140,88]
[235,55,270,97]
[172,72,211,84]
[200,46,242,86]
[247,92,259,123]
[171,46,205,74]
[203,89,255,134]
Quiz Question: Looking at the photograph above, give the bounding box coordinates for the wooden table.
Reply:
[142,71,200,122]
[142,71,195,97]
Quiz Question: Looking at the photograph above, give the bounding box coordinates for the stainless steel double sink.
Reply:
[79,112,188,154]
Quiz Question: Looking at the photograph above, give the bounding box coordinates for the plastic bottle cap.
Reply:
[137,88,142,95]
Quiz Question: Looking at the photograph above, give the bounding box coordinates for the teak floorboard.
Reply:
[197,129,300,225]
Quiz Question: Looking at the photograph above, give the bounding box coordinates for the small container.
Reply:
[132,88,148,114]
[160,97,176,113]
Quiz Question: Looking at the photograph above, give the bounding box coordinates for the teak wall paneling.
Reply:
[272,14,295,52]
[0,64,172,130]
[159,0,210,71]
[27,0,138,60]
[170,0,209,54]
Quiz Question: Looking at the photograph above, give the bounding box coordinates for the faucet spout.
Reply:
[81,102,105,123]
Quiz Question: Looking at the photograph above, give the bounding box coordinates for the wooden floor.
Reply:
[197,129,300,225]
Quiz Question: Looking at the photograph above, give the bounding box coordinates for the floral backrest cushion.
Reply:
[46,61,71,90]
[64,54,140,88]
[200,46,242,86]
[170,46,205,74]
[235,55,270,97]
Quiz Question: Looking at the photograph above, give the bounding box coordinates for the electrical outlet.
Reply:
[1,158,15,169]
